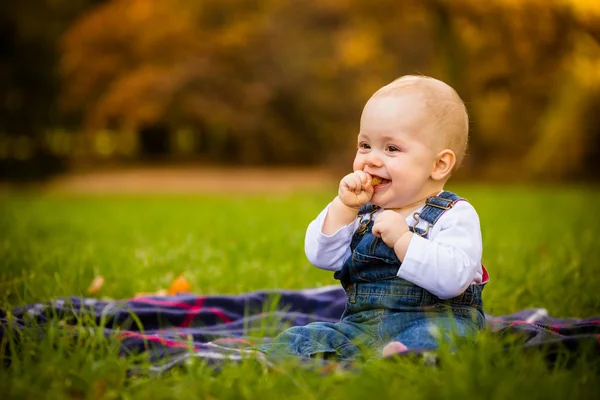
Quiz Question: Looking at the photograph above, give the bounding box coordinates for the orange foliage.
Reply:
[59,0,600,179]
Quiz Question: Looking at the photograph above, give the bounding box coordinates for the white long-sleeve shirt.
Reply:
[304,198,485,299]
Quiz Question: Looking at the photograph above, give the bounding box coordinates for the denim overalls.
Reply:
[262,191,486,360]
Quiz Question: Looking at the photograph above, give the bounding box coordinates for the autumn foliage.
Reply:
[49,0,600,179]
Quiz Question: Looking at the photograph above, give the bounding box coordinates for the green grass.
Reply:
[1,184,600,399]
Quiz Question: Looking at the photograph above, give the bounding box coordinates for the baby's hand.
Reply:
[338,171,374,209]
[372,210,409,248]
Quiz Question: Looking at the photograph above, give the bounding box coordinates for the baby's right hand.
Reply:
[338,171,374,209]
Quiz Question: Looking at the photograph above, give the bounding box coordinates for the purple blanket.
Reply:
[1,286,598,374]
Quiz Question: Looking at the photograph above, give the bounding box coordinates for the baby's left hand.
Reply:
[372,210,409,248]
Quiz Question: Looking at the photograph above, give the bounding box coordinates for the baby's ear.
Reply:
[431,149,456,181]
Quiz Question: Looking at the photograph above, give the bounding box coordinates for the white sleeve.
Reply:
[397,201,483,299]
[304,202,358,271]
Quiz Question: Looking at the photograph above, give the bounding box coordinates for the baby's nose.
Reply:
[365,151,383,167]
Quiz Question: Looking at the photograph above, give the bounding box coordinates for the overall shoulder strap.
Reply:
[358,203,378,216]
[350,203,380,250]
[410,191,463,238]
[419,191,462,225]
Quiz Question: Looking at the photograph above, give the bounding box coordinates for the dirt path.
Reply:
[39,166,339,194]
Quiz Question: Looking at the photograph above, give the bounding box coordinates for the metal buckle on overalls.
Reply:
[425,196,455,210]
[356,205,379,235]
[412,212,431,237]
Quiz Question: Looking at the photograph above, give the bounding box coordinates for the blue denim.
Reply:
[261,192,486,360]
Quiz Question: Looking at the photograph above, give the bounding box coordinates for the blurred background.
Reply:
[1,0,599,188]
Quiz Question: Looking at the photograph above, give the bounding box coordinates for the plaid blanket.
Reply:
[1,286,598,374]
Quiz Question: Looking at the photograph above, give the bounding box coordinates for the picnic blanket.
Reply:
[1,286,598,374]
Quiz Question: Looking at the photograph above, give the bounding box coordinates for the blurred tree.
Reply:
[0,0,106,179]
[60,0,359,165]
[444,0,600,179]
[54,0,600,178]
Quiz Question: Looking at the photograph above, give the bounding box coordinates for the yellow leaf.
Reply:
[87,275,104,295]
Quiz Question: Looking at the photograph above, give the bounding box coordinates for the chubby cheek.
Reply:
[352,155,364,172]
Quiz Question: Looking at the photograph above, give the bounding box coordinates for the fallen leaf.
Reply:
[87,275,104,295]
[168,275,191,295]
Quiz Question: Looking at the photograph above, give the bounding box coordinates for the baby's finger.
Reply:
[371,221,381,237]
[354,170,371,187]
[351,174,364,194]
[364,181,374,196]
[341,174,358,191]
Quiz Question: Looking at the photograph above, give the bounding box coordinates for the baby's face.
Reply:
[353,91,442,209]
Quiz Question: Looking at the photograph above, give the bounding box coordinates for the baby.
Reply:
[262,75,488,360]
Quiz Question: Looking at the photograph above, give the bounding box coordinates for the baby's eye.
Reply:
[386,145,400,152]
[358,142,371,150]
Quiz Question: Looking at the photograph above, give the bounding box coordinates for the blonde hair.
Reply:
[374,75,469,169]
